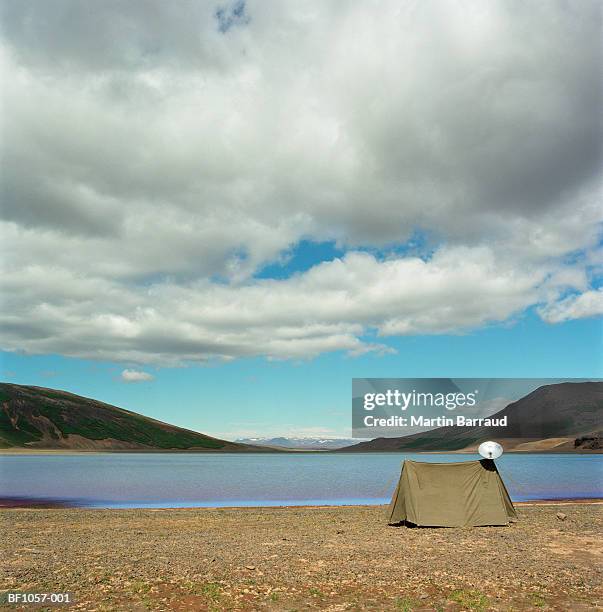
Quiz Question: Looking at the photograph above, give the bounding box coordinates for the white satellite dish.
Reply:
[478,440,503,460]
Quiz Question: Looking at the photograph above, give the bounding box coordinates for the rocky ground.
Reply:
[1,503,601,611]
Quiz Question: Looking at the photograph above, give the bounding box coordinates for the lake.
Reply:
[1,453,601,508]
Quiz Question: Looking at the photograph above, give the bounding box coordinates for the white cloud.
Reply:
[539,289,603,324]
[0,0,601,364]
[120,369,155,383]
[0,245,590,363]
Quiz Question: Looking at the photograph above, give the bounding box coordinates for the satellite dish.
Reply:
[478,441,503,460]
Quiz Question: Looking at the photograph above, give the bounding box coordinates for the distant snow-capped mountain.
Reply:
[235,437,357,450]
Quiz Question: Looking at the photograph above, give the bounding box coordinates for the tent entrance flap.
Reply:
[387,459,517,527]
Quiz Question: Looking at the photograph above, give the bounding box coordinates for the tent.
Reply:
[387,459,517,527]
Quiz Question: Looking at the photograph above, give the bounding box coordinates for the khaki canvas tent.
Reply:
[387,459,517,527]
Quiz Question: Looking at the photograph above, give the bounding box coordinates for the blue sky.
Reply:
[2,309,601,439]
[1,1,602,440]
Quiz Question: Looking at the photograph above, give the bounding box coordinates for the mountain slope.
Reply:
[0,383,256,451]
[236,437,357,450]
[341,381,603,452]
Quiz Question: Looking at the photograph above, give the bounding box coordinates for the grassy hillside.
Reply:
[0,383,254,451]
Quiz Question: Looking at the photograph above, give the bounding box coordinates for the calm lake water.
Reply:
[1,453,601,508]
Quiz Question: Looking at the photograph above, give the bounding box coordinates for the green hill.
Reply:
[0,383,255,451]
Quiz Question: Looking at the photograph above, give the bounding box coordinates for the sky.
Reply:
[0,0,602,440]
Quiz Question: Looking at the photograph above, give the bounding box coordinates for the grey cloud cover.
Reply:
[0,0,601,364]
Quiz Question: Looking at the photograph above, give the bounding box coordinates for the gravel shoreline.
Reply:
[2,503,601,611]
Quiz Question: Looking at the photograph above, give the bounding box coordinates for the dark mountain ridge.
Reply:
[341,382,603,452]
